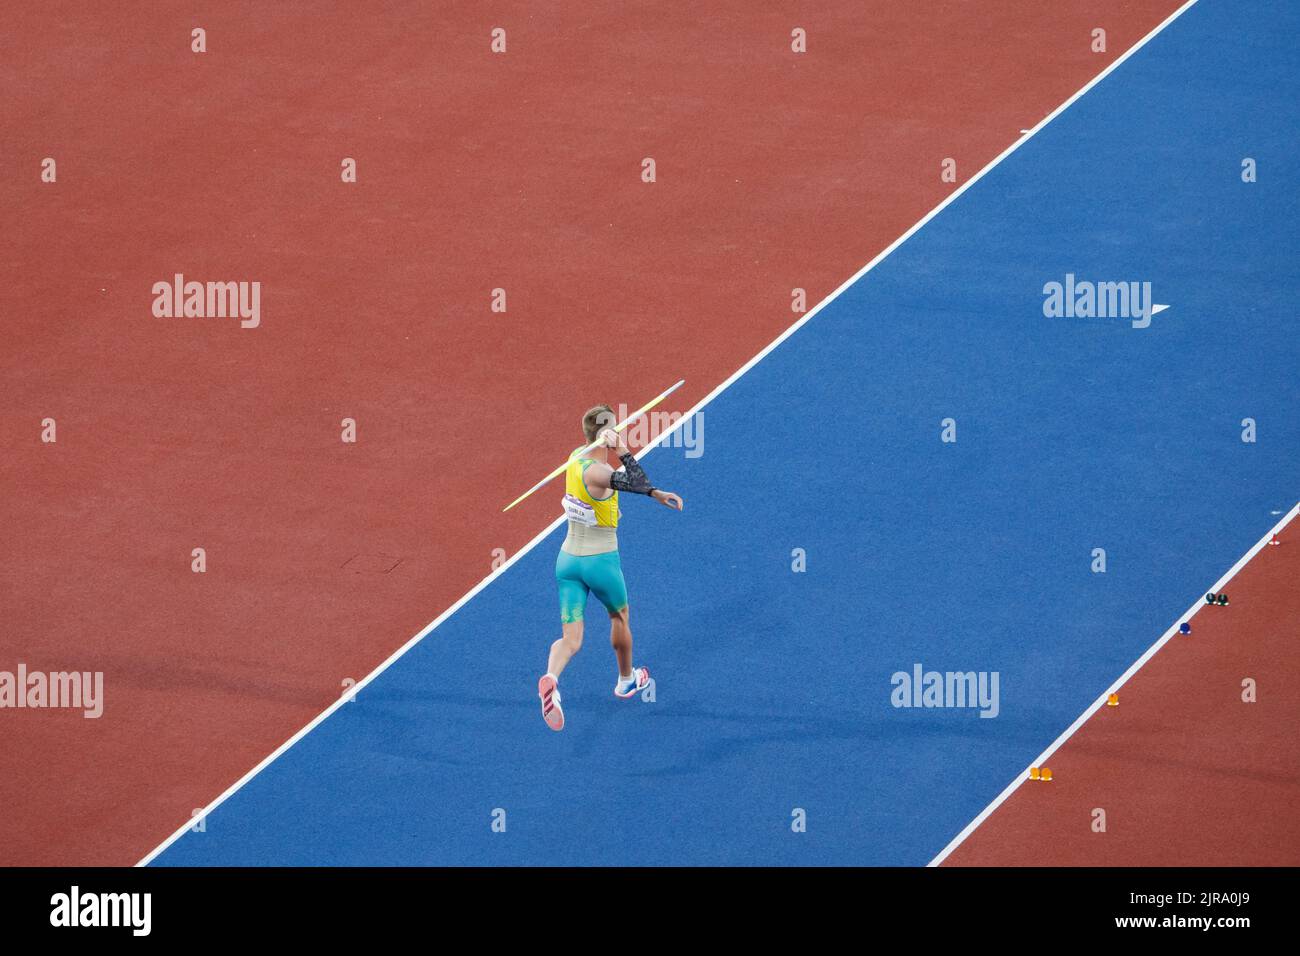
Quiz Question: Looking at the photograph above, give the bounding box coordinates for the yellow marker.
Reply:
[1041,767,1053,782]
[1029,767,1041,781]
[502,380,685,513]
[1107,693,1119,707]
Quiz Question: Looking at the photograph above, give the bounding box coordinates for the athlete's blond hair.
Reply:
[581,404,615,443]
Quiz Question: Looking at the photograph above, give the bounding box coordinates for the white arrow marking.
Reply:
[1152,303,1170,315]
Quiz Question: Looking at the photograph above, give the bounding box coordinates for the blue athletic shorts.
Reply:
[555,549,628,623]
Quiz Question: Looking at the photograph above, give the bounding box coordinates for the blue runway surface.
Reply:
[155,0,1299,865]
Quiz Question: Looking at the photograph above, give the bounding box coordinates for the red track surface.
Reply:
[946,523,1300,866]
[1,2,1184,865]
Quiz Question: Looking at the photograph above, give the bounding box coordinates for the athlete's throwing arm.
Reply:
[585,430,684,509]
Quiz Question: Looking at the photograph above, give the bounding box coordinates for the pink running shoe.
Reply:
[538,674,564,731]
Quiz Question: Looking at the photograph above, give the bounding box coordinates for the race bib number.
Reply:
[562,494,598,526]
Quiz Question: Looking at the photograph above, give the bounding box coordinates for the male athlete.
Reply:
[538,404,683,731]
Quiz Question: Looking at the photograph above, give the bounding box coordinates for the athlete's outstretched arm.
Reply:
[587,429,684,510]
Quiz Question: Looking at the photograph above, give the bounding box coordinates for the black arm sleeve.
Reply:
[608,452,656,495]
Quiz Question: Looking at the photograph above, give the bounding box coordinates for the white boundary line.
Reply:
[928,501,1300,867]
[136,0,1201,866]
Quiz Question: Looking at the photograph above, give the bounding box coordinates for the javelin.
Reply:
[502,379,685,513]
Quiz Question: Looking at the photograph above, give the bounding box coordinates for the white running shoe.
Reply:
[614,666,650,699]
[538,674,564,731]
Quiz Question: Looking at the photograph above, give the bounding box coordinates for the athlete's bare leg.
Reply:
[547,621,584,679]
[609,606,632,676]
